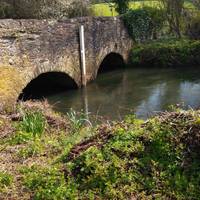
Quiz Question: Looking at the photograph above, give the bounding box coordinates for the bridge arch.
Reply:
[97,52,125,75]
[19,71,78,101]
[98,52,125,73]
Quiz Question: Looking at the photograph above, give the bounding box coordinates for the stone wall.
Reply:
[0,16,132,109]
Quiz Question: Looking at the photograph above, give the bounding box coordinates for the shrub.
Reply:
[131,39,200,67]
[63,111,200,199]
[113,0,130,14]
[20,165,72,200]
[123,7,165,42]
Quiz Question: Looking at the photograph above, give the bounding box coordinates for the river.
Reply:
[46,67,200,120]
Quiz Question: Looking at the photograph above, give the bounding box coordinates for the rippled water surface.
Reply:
[47,67,200,119]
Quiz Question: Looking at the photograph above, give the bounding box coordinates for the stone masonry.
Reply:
[0,16,132,108]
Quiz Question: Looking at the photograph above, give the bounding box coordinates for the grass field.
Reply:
[92,0,195,16]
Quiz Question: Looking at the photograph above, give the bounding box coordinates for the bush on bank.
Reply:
[62,110,200,199]
[123,7,165,42]
[131,39,200,67]
[1,101,200,199]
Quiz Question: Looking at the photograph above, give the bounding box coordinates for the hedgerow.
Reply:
[131,39,200,67]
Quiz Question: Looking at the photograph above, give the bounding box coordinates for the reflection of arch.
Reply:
[98,52,125,74]
[19,72,78,100]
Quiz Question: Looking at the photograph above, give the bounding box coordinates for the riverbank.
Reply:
[131,39,200,67]
[1,101,200,199]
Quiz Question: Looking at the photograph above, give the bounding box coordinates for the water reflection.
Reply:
[47,67,200,119]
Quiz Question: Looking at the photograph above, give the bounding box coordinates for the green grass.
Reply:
[0,172,13,192]
[92,0,195,16]
[0,102,95,199]
[19,111,46,138]
[1,102,200,199]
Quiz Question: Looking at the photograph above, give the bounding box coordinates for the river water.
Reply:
[47,67,200,120]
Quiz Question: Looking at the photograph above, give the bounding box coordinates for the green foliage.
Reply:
[20,111,46,138]
[113,0,130,14]
[20,165,74,200]
[18,140,44,159]
[67,109,91,133]
[6,111,46,145]
[8,131,33,145]
[3,101,200,199]
[123,7,165,41]
[186,13,200,39]
[63,111,200,199]
[0,0,93,19]
[0,172,13,191]
[131,39,200,67]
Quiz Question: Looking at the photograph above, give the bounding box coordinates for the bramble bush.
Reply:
[62,111,200,199]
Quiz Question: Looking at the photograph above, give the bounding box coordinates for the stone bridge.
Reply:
[0,17,132,110]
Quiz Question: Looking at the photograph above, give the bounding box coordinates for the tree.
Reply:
[113,0,130,15]
[160,0,184,38]
[0,0,92,19]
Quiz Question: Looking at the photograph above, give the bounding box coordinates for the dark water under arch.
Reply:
[19,72,78,101]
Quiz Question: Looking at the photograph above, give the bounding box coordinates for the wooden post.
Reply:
[79,25,86,86]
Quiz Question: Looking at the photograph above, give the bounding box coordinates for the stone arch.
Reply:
[18,71,79,101]
[96,52,126,75]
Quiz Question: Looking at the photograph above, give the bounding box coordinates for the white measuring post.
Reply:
[79,25,86,86]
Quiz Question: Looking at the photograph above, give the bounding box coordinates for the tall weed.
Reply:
[20,111,46,138]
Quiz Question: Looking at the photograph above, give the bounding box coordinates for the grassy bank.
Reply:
[131,39,200,67]
[1,101,200,199]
